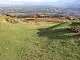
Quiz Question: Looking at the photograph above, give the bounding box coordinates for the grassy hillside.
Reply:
[0,15,80,60]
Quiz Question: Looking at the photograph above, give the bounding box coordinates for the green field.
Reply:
[0,20,80,60]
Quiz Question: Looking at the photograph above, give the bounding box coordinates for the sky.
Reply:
[0,0,77,6]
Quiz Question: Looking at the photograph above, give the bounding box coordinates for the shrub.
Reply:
[68,25,80,33]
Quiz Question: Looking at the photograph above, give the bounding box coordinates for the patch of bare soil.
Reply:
[21,18,80,23]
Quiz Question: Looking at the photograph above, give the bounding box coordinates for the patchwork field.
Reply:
[0,17,80,60]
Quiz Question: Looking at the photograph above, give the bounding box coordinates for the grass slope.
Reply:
[0,21,80,60]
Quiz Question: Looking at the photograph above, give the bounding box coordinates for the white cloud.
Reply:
[10,0,57,5]
[12,0,58,3]
[0,0,75,5]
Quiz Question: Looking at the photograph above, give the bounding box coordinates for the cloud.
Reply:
[7,0,59,5]
[12,0,59,3]
[0,0,77,6]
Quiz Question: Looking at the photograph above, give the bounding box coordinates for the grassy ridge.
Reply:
[0,20,80,60]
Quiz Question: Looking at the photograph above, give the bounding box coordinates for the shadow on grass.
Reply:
[47,23,63,29]
[37,23,80,40]
[69,22,80,26]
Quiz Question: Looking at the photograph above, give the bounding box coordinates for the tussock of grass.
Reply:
[5,17,20,24]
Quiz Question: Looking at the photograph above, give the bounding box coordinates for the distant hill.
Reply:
[0,4,80,17]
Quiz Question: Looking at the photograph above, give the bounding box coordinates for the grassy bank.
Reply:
[0,20,80,60]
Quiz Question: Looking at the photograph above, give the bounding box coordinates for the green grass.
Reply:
[0,21,80,60]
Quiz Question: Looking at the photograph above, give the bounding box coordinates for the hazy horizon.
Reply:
[0,0,77,6]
